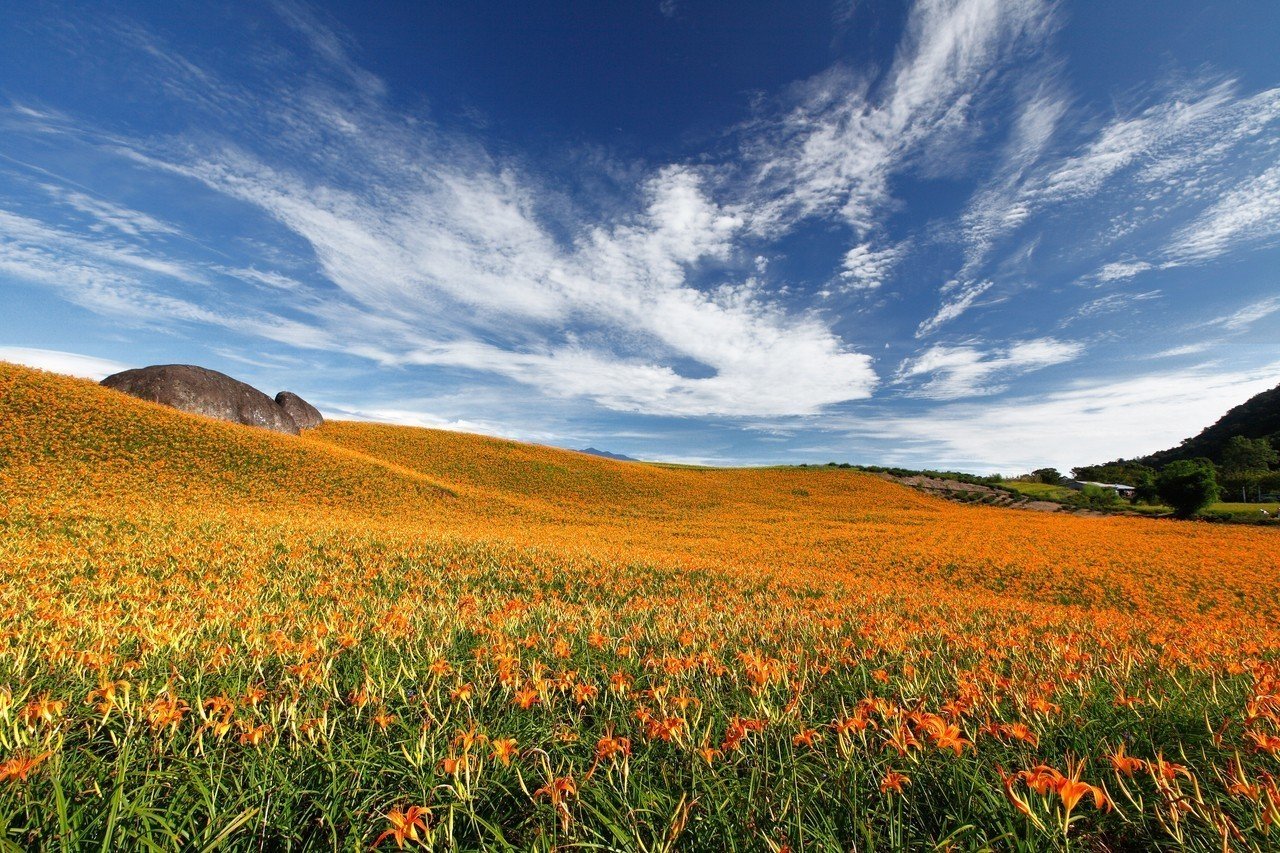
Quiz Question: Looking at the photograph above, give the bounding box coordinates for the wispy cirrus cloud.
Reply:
[1093,260,1154,283]
[3,16,880,418]
[1067,290,1160,323]
[1150,342,1214,360]
[144,144,876,415]
[1205,295,1280,332]
[916,280,993,337]
[740,0,1056,239]
[39,184,182,239]
[0,207,339,349]
[1168,162,1280,264]
[1031,82,1241,204]
[950,76,1280,303]
[895,336,1083,399]
[838,241,904,291]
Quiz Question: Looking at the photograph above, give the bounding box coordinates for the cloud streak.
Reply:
[0,346,129,380]
[853,361,1280,471]
[895,336,1083,399]
[741,0,1056,240]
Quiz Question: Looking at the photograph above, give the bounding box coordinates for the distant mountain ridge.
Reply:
[577,447,638,462]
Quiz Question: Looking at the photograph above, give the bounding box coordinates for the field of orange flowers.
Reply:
[2,360,1280,850]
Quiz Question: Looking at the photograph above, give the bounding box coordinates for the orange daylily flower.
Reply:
[0,752,50,784]
[880,770,910,795]
[374,805,430,849]
[792,728,823,748]
[1109,743,1146,777]
[491,737,519,766]
[534,775,577,831]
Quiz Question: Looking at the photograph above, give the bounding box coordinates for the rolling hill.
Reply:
[3,359,1280,849]
[4,359,1270,615]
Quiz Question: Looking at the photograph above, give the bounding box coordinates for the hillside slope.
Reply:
[5,360,1280,849]
[2,359,1276,619]
[0,360,935,540]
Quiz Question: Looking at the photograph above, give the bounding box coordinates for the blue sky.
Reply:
[1,0,1278,472]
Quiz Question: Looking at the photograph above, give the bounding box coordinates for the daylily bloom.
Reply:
[534,775,577,831]
[0,752,50,784]
[1109,743,1146,777]
[374,805,430,849]
[491,737,518,766]
[880,770,910,795]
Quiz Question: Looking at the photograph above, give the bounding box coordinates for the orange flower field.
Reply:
[2,360,1279,849]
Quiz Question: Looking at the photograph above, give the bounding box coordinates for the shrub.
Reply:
[1067,484,1120,510]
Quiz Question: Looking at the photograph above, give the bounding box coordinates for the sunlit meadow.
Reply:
[2,362,1280,850]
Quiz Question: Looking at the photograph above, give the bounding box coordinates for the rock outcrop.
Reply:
[101,364,302,435]
[275,391,323,430]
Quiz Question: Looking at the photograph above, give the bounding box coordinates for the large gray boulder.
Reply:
[275,391,323,430]
[101,364,300,435]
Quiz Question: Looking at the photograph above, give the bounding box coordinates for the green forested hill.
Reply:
[1079,382,1280,475]
[1141,382,1280,466]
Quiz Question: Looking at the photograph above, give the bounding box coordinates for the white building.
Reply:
[1065,480,1135,498]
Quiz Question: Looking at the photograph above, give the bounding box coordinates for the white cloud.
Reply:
[839,241,903,291]
[53,91,877,418]
[41,185,181,239]
[1069,290,1160,322]
[1207,295,1280,332]
[953,78,1280,316]
[0,209,339,350]
[1033,83,1239,203]
[0,346,129,380]
[292,157,861,412]
[1094,260,1154,282]
[740,0,1054,237]
[958,91,1067,269]
[1168,162,1280,263]
[0,209,196,282]
[896,336,1082,398]
[327,404,560,444]
[268,0,387,100]
[915,279,992,337]
[1150,342,1213,359]
[855,361,1280,471]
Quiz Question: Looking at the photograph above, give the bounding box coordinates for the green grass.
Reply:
[1004,482,1280,520]
[1001,481,1076,502]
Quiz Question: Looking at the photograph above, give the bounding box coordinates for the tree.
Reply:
[1156,459,1220,518]
[1221,435,1279,475]
[1072,461,1154,486]
[1130,469,1160,505]
[1220,436,1279,502]
[1032,467,1063,485]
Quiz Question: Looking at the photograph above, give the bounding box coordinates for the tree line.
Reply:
[1031,433,1280,518]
